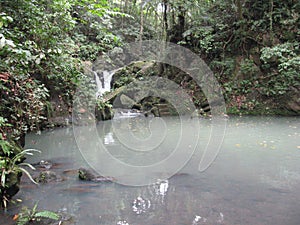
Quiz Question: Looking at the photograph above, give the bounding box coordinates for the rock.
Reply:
[0,171,22,204]
[47,116,71,127]
[288,100,300,112]
[33,160,53,170]
[82,61,93,76]
[35,171,64,184]
[287,89,300,113]
[120,94,137,107]
[78,168,115,182]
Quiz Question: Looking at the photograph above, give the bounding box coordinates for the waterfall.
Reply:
[94,71,102,97]
[94,70,115,97]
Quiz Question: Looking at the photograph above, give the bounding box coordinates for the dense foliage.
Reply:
[0,0,124,206]
[143,0,300,114]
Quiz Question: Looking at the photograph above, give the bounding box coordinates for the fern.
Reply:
[17,203,60,225]
[35,211,60,220]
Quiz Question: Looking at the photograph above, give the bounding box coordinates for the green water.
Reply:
[5,116,300,225]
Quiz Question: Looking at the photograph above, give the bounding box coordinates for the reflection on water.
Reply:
[132,196,151,214]
[104,132,115,145]
[153,180,169,203]
[192,215,207,224]
[117,220,129,225]
[2,116,300,225]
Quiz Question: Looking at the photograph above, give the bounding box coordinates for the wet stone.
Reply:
[33,160,53,170]
[78,168,115,182]
[35,171,64,183]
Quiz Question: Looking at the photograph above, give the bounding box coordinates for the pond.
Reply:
[3,116,300,225]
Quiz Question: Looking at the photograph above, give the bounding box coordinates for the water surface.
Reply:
[7,116,300,225]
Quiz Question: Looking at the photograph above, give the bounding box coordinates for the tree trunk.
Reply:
[163,0,168,37]
[236,0,243,20]
[139,1,144,52]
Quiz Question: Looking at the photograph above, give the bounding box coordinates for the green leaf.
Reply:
[35,211,60,220]
[1,171,6,187]
[16,216,30,225]
[19,162,36,170]
[0,140,12,155]
[32,202,38,214]
[19,167,38,185]
[0,36,6,49]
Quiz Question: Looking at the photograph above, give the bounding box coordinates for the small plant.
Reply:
[16,202,60,225]
[0,149,40,208]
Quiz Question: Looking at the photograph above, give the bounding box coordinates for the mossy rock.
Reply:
[35,171,64,184]
[0,170,22,206]
[78,168,115,182]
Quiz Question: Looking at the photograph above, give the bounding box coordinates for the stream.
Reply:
[3,116,300,225]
